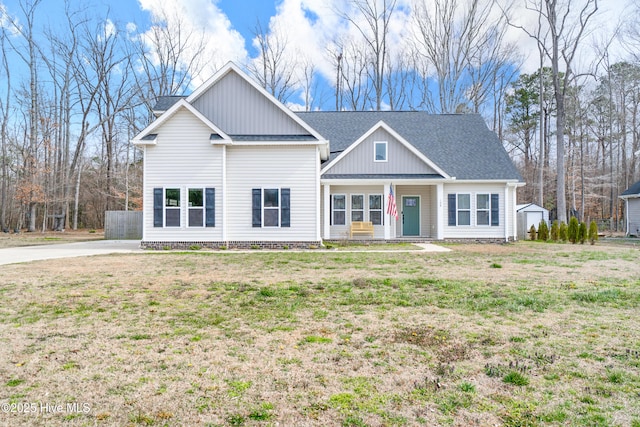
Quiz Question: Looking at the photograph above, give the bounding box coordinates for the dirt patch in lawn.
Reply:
[0,242,639,426]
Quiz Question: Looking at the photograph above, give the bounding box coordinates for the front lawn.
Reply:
[0,242,639,426]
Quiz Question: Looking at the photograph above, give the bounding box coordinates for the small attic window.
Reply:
[374,141,387,162]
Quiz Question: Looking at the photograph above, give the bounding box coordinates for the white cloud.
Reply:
[137,0,248,85]
[261,0,413,88]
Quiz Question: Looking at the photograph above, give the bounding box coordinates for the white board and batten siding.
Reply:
[323,185,387,239]
[143,109,223,241]
[394,185,437,238]
[226,145,319,241]
[191,71,308,136]
[325,127,437,175]
[443,183,517,240]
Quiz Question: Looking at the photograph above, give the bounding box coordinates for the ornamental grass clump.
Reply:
[528,225,537,241]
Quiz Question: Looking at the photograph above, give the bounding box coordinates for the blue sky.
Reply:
[0,0,633,111]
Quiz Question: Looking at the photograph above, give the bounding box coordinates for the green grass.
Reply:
[0,241,638,425]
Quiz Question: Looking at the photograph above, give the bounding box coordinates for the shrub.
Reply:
[588,221,599,245]
[578,222,587,244]
[568,217,579,244]
[528,225,537,241]
[559,222,568,242]
[550,220,560,241]
[537,220,549,241]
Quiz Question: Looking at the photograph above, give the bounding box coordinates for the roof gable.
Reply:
[132,99,230,145]
[187,62,325,141]
[298,112,522,181]
[321,121,449,178]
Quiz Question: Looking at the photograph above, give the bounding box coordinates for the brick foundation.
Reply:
[141,241,323,250]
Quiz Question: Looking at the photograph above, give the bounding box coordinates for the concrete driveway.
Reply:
[0,240,142,266]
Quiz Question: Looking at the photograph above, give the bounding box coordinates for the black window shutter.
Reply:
[252,189,262,227]
[491,193,500,226]
[205,188,215,227]
[447,194,456,226]
[153,188,163,227]
[281,188,290,227]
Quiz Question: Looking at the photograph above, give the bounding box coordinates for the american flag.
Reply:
[387,185,398,220]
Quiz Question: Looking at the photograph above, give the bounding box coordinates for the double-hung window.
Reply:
[263,189,280,227]
[476,194,490,226]
[332,194,346,225]
[153,187,215,228]
[165,188,181,227]
[369,194,382,225]
[188,189,204,227]
[351,195,364,222]
[457,194,471,226]
[448,192,499,227]
[252,188,290,228]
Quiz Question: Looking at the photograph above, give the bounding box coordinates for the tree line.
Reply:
[1,0,638,232]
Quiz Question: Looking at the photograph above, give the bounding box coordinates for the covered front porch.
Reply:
[321,181,445,241]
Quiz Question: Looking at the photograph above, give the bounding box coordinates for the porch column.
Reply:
[323,184,331,239]
[504,185,510,242]
[384,183,391,240]
[436,183,444,240]
[222,145,227,242]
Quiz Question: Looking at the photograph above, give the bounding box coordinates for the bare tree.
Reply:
[335,38,374,110]
[0,25,10,232]
[133,6,208,109]
[544,0,598,223]
[2,0,45,232]
[249,20,298,103]
[412,0,514,114]
[339,0,398,110]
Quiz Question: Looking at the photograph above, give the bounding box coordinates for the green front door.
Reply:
[402,196,420,236]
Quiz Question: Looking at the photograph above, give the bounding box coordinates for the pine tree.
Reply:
[568,217,579,244]
[550,220,560,241]
[559,222,568,242]
[538,220,549,241]
[588,221,599,245]
[578,222,587,244]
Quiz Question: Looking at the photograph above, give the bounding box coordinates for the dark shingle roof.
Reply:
[153,96,186,112]
[621,180,640,197]
[296,111,522,181]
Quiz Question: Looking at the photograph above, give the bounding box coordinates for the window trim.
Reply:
[456,193,471,226]
[369,194,383,225]
[374,141,388,162]
[262,188,281,228]
[332,194,346,226]
[164,187,181,228]
[188,188,205,228]
[351,194,365,222]
[476,193,491,226]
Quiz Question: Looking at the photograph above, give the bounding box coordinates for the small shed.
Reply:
[620,180,640,237]
[517,203,550,240]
